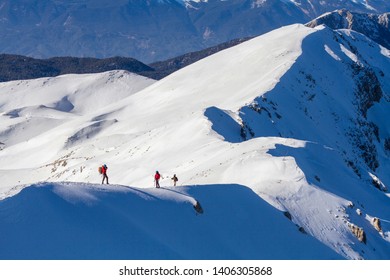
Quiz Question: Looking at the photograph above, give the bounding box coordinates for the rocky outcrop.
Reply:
[348,223,366,243]
[283,211,292,221]
[306,9,390,50]
[193,200,204,214]
[372,218,382,233]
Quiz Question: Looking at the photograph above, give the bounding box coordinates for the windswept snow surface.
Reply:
[1,24,390,259]
[0,182,341,260]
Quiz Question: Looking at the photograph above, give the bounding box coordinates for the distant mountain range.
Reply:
[1,8,389,83]
[0,0,389,62]
[0,54,153,82]
[0,37,251,82]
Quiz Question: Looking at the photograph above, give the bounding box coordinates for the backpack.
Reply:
[155,173,161,180]
[98,166,103,174]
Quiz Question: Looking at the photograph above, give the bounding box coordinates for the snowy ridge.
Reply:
[0,182,341,259]
[1,24,390,259]
[306,9,390,50]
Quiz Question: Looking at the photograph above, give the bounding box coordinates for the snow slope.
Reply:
[1,24,390,259]
[0,70,155,191]
[0,182,341,259]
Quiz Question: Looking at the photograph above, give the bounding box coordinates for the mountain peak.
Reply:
[306,9,390,50]
[1,23,390,259]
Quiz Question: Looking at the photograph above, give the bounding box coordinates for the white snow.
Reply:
[0,182,340,259]
[1,24,390,260]
[251,0,267,8]
[340,42,359,64]
[324,44,341,61]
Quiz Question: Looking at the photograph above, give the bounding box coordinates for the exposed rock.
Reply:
[298,226,307,234]
[348,223,366,243]
[370,173,388,192]
[372,218,382,232]
[353,66,383,118]
[193,200,204,214]
[345,65,382,173]
[283,211,292,220]
[306,9,390,51]
[385,138,390,154]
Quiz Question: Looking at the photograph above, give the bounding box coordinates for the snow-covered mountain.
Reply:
[306,9,390,50]
[182,0,309,48]
[184,0,390,45]
[1,0,389,62]
[1,23,390,259]
[270,0,390,17]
